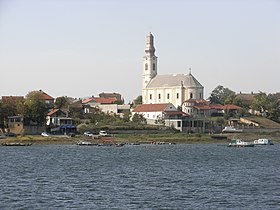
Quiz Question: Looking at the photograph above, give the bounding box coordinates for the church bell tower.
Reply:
[142,32,157,90]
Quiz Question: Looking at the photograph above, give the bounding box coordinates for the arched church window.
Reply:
[167,93,170,99]
[150,94,152,100]
[177,93,179,99]
[158,94,161,99]
[145,63,148,70]
[190,93,193,99]
[199,93,202,99]
[153,63,155,71]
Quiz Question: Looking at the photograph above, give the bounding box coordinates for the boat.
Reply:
[253,138,274,145]
[76,141,97,146]
[222,126,243,133]
[1,142,32,146]
[115,143,125,147]
[228,139,254,147]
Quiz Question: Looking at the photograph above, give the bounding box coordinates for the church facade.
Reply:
[142,32,204,108]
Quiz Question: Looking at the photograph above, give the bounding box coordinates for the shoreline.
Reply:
[1,132,279,145]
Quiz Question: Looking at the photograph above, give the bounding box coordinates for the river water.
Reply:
[0,143,279,209]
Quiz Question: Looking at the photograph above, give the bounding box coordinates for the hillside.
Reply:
[243,116,280,129]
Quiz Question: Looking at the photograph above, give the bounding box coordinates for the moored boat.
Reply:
[1,142,32,146]
[228,139,254,147]
[76,141,97,146]
[253,138,274,145]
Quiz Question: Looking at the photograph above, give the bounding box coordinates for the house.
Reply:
[82,97,121,114]
[182,99,242,118]
[1,96,24,104]
[7,115,46,135]
[39,90,55,109]
[132,103,188,131]
[99,92,123,103]
[46,109,75,134]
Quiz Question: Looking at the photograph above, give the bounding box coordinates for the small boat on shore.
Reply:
[1,142,32,146]
[228,139,254,147]
[253,138,274,145]
[76,141,98,146]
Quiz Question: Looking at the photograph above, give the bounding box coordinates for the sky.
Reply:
[0,0,279,103]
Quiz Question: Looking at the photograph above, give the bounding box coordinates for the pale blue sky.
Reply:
[0,0,279,102]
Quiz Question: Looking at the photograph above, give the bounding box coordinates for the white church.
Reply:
[142,32,204,108]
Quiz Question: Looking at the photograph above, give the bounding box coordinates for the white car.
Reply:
[84,131,94,137]
[99,130,108,136]
[41,132,49,137]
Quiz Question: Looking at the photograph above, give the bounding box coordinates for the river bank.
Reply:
[1,131,280,145]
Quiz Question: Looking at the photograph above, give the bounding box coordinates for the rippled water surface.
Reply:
[0,143,279,209]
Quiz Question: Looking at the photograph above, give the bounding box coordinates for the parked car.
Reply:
[99,130,108,137]
[41,132,49,137]
[84,131,94,137]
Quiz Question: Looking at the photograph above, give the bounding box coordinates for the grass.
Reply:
[243,116,280,128]
[1,131,280,144]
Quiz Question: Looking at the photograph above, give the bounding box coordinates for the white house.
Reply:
[132,103,188,131]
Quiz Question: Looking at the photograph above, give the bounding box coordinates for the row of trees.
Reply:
[0,91,49,129]
[208,85,280,122]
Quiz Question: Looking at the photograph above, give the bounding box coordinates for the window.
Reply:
[190,93,193,99]
[177,93,179,99]
[158,94,161,99]
[150,94,152,100]
[145,63,148,70]
[167,93,170,99]
[177,121,181,127]
[153,63,155,71]
[199,93,202,99]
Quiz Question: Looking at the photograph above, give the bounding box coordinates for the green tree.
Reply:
[55,96,69,109]
[132,113,147,124]
[252,92,280,121]
[24,91,48,125]
[132,95,142,108]
[208,85,236,105]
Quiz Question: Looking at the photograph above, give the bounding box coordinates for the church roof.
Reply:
[145,73,203,89]
[132,103,173,112]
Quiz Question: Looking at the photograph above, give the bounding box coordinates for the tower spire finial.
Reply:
[145,32,155,56]
[189,67,192,75]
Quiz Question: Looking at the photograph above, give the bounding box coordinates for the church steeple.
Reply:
[142,32,158,91]
[145,32,155,56]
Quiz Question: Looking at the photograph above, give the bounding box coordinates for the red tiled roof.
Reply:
[194,105,211,110]
[39,90,54,100]
[82,97,117,104]
[209,104,224,109]
[47,109,60,116]
[95,97,116,104]
[223,104,242,110]
[82,98,94,104]
[132,103,171,112]
[164,111,189,116]
[2,96,24,103]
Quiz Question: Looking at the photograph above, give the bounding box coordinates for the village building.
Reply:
[132,103,188,131]
[82,97,130,116]
[142,32,204,108]
[46,109,76,134]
